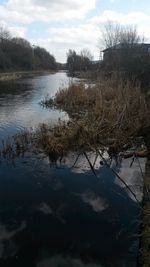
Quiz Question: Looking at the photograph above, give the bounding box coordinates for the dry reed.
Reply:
[1,75,149,162]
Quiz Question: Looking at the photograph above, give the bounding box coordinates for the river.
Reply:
[0,72,146,267]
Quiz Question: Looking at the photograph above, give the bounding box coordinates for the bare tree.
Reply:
[0,26,11,42]
[100,21,145,73]
[80,48,93,61]
[100,21,143,50]
[100,21,121,49]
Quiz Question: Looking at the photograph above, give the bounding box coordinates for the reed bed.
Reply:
[42,76,149,154]
[1,75,149,163]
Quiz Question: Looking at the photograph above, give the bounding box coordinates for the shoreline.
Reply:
[0,70,57,81]
[138,157,150,266]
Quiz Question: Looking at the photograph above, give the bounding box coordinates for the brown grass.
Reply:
[43,75,149,149]
[1,75,149,163]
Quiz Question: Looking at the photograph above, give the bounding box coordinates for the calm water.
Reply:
[0,72,145,267]
[0,72,70,140]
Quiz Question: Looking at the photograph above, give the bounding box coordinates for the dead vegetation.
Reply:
[42,75,149,154]
[0,75,149,208]
[1,75,149,164]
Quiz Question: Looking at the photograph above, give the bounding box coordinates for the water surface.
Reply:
[0,72,145,267]
[0,72,70,140]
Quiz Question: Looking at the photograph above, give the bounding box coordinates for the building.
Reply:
[102,43,150,60]
[102,43,150,73]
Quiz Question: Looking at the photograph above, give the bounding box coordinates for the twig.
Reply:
[83,152,98,178]
[97,150,142,208]
[92,152,99,168]
[71,153,82,168]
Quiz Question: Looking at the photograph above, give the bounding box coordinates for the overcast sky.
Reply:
[0,0,150,62]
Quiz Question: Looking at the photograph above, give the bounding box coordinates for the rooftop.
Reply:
[102,43,150,53]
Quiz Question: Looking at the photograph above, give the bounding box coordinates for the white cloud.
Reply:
[0,0,96,24]
[0,1,150,64]
[0,20,27,37]
[30,24,100,62]
[90,10,150,25]
[80,191,108,212]
[8,25,27,37]
[116,158,146,202]
[30,9,150,62]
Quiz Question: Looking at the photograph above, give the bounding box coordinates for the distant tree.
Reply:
[67,49,93,73]
[34,46,57,70]
[0,26,11,43]
[0,48,12,71]
[80,49,93,71]
[101,21,142,49]
[67,49,78,72]
[12,37,31,48]
[100,21,145,73]
[119,26,142,45]
[0,25,57,72]
[80,49,93,61]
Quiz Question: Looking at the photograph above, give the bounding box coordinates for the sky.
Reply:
[0,0,150,62]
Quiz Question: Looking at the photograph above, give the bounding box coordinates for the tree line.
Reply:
[0,26,57,72]
[66,48,93,73]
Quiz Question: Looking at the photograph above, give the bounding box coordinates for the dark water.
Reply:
[0,72,145,267]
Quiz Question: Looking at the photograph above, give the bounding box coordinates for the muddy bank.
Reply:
[0,70,55,81]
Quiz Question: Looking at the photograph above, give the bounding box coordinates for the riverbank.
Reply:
[139,157,150,266]
[0,70,56,81]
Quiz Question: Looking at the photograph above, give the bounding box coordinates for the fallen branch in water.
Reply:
[121,150,149,159]
[97,149,143,208]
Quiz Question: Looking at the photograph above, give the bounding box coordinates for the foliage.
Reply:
[34,46,57,70]
[66,49,93,73]
[0,26,57,71]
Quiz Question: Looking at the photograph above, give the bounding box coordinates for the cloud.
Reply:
[80,191,108,212]
[0,20,27,37]
[90,10,150,25]
[8,25,27,37]
[31,9,150,63]
[0,221,26,258]
[38,203,53,215]
[116,158,146,202]
[30,23,100,62]
[89,10,150,46]
[0,0,96,24]
[0,1,150,63]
